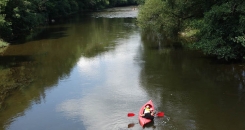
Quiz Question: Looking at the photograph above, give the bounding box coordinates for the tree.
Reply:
[4,0,46,39]
[0,0,12,40]
[138,0,245,61]
[137,0,165,33]
[192,1,245,60]
[137,0,204,39]
[42,0,80,22]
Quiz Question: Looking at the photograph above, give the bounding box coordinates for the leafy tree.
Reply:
[4,0,46,39]
[192,1,245,60]
[45,0,79,21]
[0,0,12,40]
[137,0,203,39]
[137,0,165,32]
[138,0,245,61]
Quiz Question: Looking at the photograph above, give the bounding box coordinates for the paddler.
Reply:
[140,104,155,120]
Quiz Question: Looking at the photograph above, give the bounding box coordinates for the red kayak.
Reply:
[138,100,154,126]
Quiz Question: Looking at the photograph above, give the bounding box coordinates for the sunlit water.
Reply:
[1,6,245,130]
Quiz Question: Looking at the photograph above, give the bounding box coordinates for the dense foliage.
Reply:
[138,0,205,38]
[0,0,138,41]
[193,1,245,60]
[138,0,245,61]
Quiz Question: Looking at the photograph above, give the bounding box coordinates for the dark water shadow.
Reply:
[31,27,69,41]
[0,55,33,67]
[10,27,69,45]
[127,121,155,128]
[143,120,155,128]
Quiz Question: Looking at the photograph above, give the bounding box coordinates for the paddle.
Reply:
[127,113,135,117]
[127,112,164,117]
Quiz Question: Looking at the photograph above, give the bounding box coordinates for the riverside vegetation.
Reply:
[137,0,245,61]
[1,0,244,60]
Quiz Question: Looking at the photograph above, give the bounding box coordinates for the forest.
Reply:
[1,0,245,61]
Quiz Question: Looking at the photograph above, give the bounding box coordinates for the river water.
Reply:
[0,6,245,130]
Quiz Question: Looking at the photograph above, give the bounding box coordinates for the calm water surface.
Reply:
[0,7,245,130]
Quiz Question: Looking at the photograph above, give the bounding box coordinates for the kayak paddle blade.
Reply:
[127,113,135,117]
[157,112,164,117]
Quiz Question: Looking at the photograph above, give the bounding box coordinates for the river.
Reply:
[0,6,245,130]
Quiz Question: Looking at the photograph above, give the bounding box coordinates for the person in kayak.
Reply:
[140,104,155,120]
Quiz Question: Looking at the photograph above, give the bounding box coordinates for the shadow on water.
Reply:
[29,27,69,41]
[0,55,34,67]
[127,121,155,129]
[144,121,155,128]
[10,27,70,45]
[24,14,94,43]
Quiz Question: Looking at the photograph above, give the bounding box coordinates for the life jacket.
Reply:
[144,108,151,113]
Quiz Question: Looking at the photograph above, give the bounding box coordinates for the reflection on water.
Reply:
[0,13,142,130]
[0,7,245,130]
[57,33,148,130]
[140,32,245,129]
